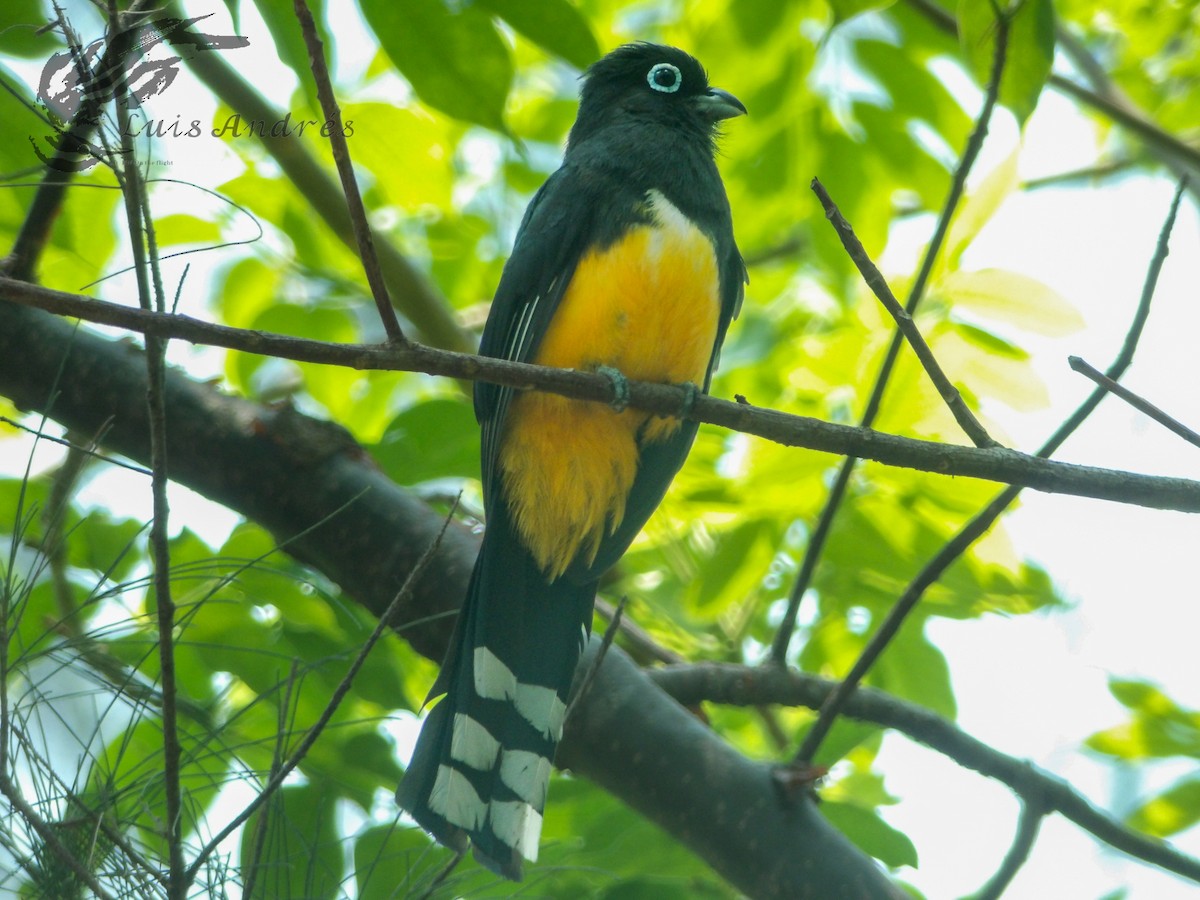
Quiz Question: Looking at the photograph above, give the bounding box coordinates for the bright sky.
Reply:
[2,1,1199,897]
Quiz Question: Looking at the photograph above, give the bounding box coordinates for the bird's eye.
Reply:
[646,62,682,94]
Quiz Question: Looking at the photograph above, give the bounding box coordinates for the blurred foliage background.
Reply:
[0,0,1197,896]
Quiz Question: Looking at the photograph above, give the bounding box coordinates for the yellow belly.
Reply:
[498,191,721,579]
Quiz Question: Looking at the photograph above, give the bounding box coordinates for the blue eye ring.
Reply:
[647,62,682,93]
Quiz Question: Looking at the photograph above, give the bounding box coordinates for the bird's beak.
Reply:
[693,87,747,121]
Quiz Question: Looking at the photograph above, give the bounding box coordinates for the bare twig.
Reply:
[649,662,1200,884]
[595,596,683,665]
[567,596,627,720]
[4,275,1200,514]
[810,177,999,449]
[415,850,466,900]
[1069,356,1200,450]
[971,798,1047,900]
[793,180,1187,764]
[240,660,300,899]
[41,439,91,630]
[0,416,152,475]
[768,3,1013,665]
[292,0,405,343]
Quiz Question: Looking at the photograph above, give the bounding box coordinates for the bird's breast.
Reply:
[498,190,721,579]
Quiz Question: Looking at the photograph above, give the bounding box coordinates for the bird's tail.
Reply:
[396,511,595,879]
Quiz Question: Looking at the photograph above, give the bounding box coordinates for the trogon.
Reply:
[396,42,746,879]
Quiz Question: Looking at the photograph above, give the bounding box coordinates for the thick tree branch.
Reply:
[0,298,900,899]
[2,279,1199,514]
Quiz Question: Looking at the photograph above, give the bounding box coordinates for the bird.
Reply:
[395,41,746,880]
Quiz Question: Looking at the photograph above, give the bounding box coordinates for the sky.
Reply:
[2,1,1199,897]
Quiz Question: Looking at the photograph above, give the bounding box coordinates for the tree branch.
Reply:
[810,177,998,449]
[1069,356,1200,450]
[650,663,1200,884]
[971,798,1045,900]
[2,279,1199,514]
[292,0,404,344]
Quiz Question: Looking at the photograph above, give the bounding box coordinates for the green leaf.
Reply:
[359,0,513,131]
[683,518,776,617]
[475,0,599,69]
[945,148,1019,268]
[251,0,326,109]
[958,0,1055,123]
[68,511,146,583]
[337,102,457,209]
[354,823,443,899]
[1086,680,1200,760]
[88,718,228,853]
[942,268,1084,336]
[829,0,899,28]
[151,213,223,247]
[821,801,919,868]
[241,784,342,900]
[371,398,480,485]
[0,0,60,58]
[1127,776,1200,838]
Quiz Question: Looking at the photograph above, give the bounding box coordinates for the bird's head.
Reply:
[568,43,745,149]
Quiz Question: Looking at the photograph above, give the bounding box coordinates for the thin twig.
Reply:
[793,180,1186,764]
[292,0,405,343]
[240,659,300,899]
[594,596,682,665]
[41,439,91,632]
[768,2,1013,664]
[109,7,185,892]
[0,416,152,475]
[810,177,999,449]
[1069,356,1200,449]
[971,798,1046,900]
[567,596,628,721]
[185,498,460,881]
[5,275,1200,514]
[415,849,466,900]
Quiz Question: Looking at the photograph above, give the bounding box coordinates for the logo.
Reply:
[32,13,249,172]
